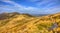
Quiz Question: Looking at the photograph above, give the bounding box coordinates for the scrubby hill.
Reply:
[0,12,60,33]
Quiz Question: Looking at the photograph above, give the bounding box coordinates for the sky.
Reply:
[0,0,60,14]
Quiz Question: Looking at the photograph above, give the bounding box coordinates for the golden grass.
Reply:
[0,12,60,33]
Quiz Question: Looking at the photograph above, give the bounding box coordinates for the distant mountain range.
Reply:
[0,12,60,33]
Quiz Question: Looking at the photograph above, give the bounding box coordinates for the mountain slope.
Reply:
[0,12,60,33]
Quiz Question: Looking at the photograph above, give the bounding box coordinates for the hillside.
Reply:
[0,12,60,33]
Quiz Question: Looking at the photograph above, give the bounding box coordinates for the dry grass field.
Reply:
[0,12,60,33]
